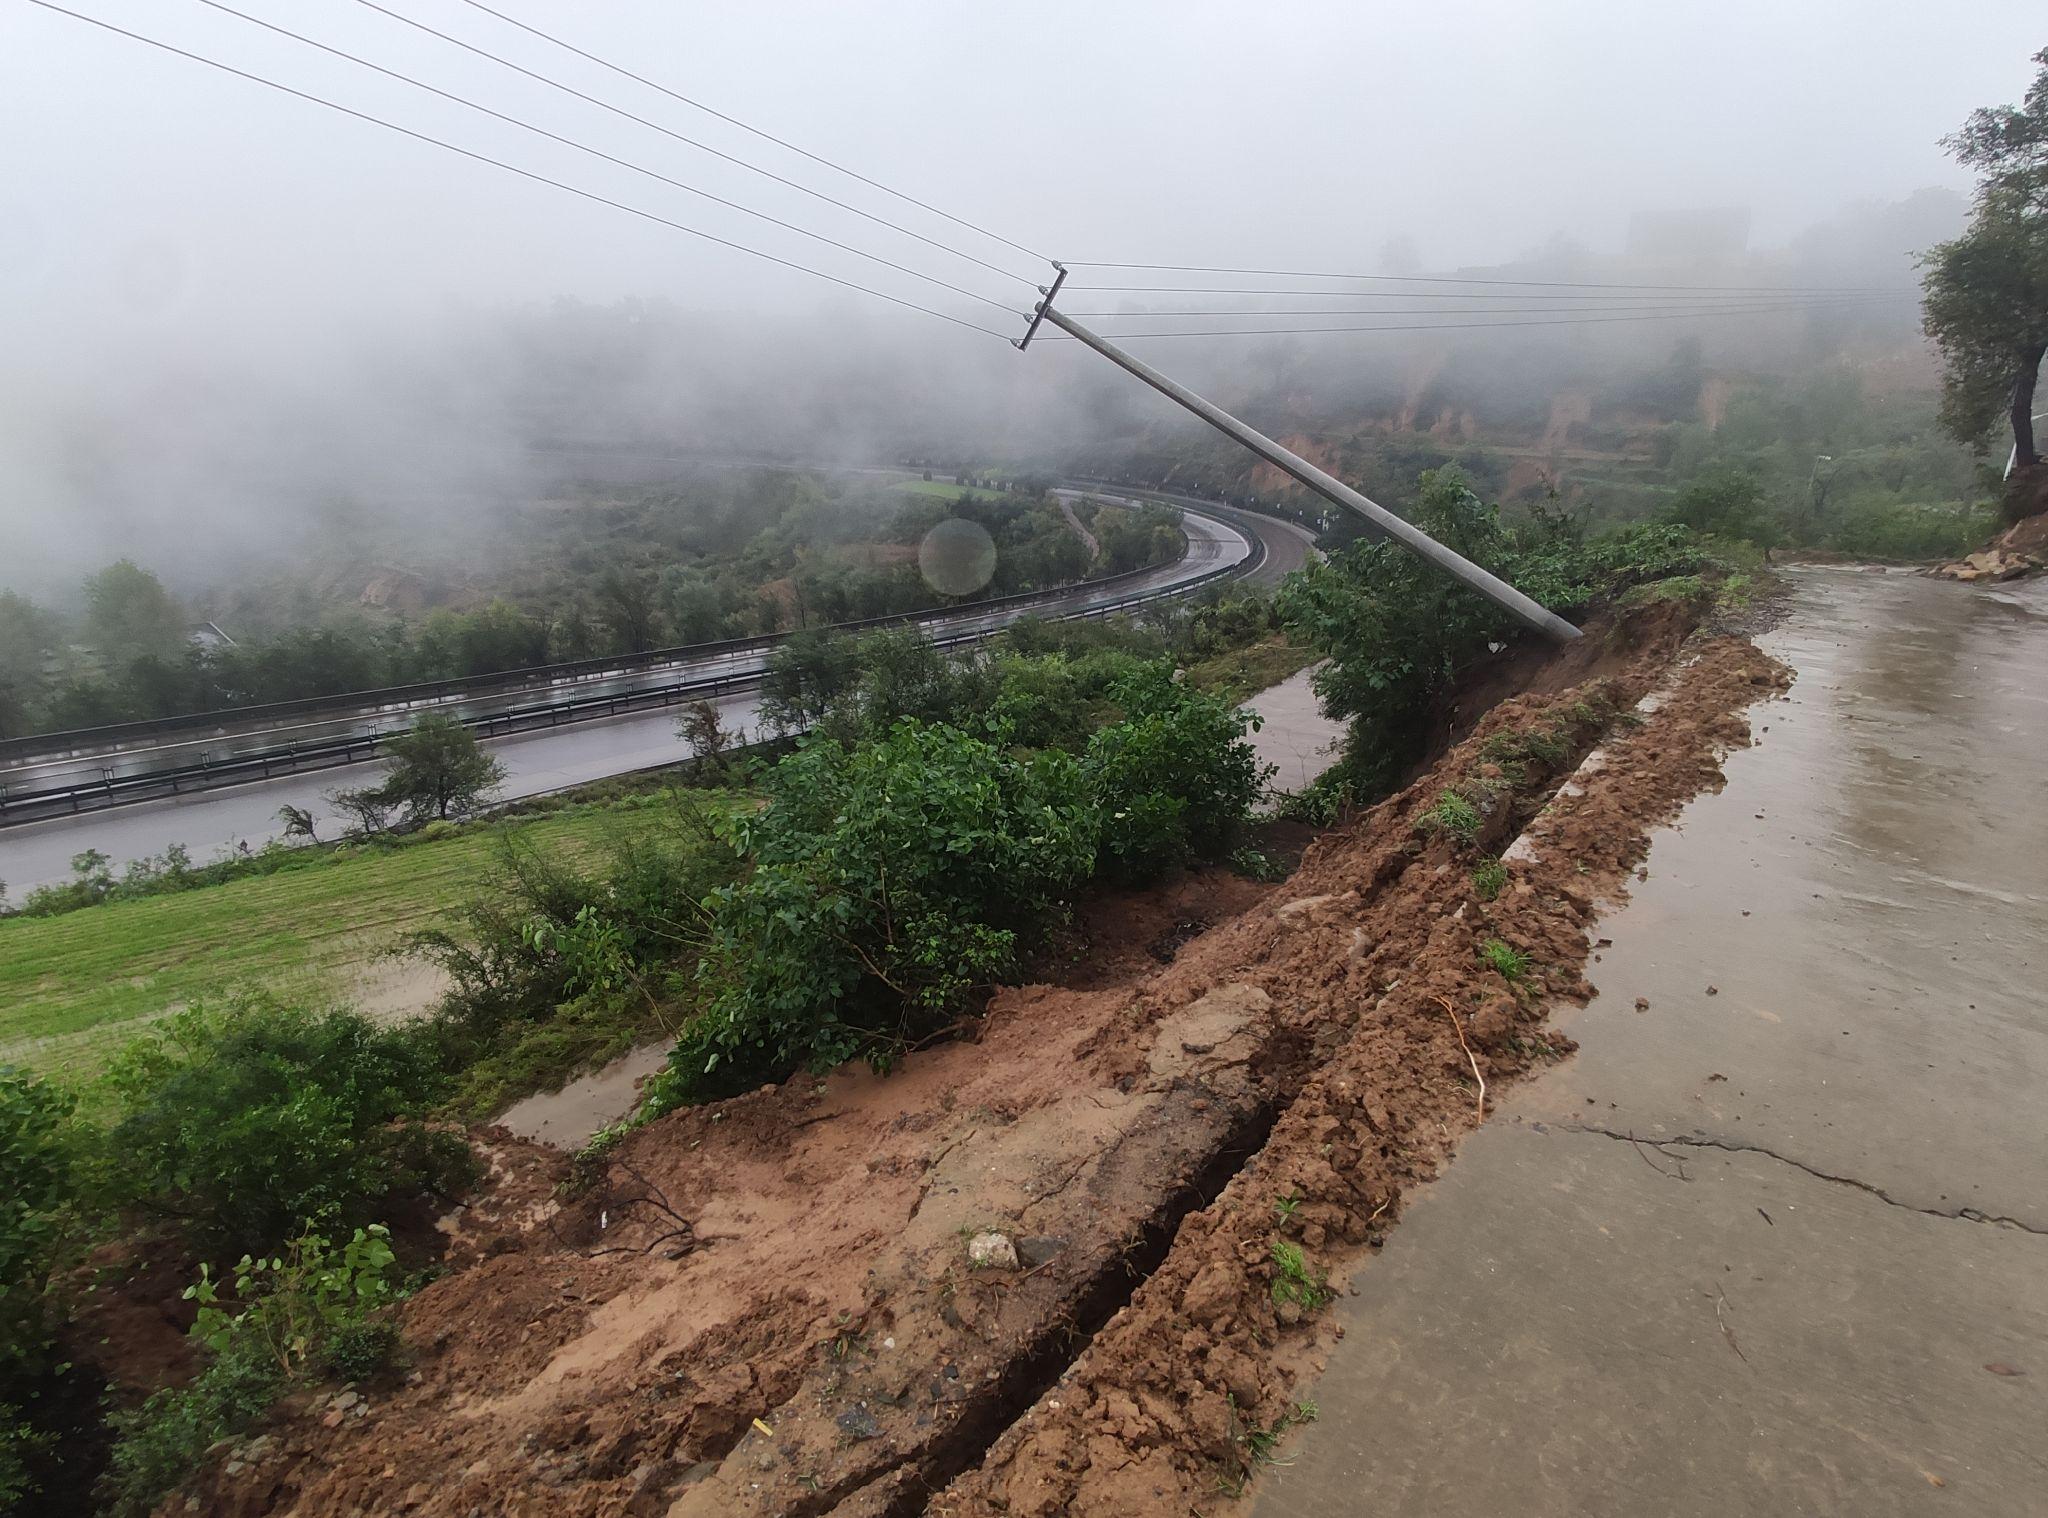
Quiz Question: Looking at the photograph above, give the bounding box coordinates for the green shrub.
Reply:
[103,1223,403,1513]
[321,1319,403,1385]
[186,1225,399,1376]
[0,1067,88,1512]
[100,1334,283,1518]
[0,1068,83,1376]
[409,800,736,1094]
[1082,666,1269,882]
[647,721,1096,1110]
[1471,859,1509,900]
[102,1003,471,1254]
[1281,471,1709,802]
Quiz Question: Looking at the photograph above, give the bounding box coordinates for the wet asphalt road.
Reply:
[0,502,1315,894]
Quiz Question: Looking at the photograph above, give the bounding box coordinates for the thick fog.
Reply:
[2,0,2042,596]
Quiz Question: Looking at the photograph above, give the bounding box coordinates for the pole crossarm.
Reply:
[1031,298,1580,642]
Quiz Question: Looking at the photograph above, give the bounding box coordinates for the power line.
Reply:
[1040,298,1916,341]
[27,1,1015,339]
[455,0,1049,267]
[1063,298,1905,318]
[184,0,1022,317]
[1063,262,1906,294]
[351,0,1039,290]
[1065,286,1915,303]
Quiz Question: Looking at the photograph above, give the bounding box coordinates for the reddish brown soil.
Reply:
[934,634,1789,1516]
[189,612,1787,1518]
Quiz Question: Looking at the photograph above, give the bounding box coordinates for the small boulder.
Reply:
[968,1231,1019,1271]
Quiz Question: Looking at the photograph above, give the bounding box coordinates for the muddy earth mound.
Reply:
[189,612,1787,1518]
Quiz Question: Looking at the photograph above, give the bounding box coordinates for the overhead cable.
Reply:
[353,0,1039,289]
[28,2,1014,338]
[454,0,1049,266]
[1063,263,1906,294]
[1039,297,1916,341]
[187,0,1021,316]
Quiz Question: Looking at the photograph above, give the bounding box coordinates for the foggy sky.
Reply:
[3,0,2042,594]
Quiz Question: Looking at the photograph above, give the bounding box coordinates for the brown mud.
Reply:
[188,605,1787,1518]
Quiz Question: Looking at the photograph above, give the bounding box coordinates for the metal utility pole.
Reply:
[1018,266,1581,643]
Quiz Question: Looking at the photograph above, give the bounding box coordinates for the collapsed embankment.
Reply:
[188,603,1788,1518]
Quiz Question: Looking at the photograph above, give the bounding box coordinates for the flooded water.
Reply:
[1244,662,1345,795]
[495,1041,671,1149]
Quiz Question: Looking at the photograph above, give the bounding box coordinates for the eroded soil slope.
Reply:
[192,609,1787,1518]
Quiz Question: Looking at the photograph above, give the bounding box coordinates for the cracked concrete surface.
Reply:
[1562,1124,2048,1235]
[1256,569,2048,1517]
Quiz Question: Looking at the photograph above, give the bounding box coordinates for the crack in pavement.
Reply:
[1556,1123,2048,1236]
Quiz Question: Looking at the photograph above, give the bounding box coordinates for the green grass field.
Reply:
[894,478,1008,503]
[0,808,637,1084]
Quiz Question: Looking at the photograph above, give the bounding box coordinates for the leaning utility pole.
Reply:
[1017,264,1581,642]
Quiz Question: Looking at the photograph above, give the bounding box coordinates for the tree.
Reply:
[1946,46,2048,214]
[372,714,506,824]
[675,699,733,779]
[0,593,56,741]
[276,804,318,844]
[595,567,662,654]
[1922,49,2048,499]
[83,560,184,662]
[1662,467,1782,548]
[759,628,863,735]
[332,714,505,829]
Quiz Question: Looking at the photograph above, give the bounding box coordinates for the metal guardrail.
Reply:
[0,532,1202,769]
[0,527,1260,826]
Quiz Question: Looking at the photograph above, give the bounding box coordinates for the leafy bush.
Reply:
[1281,469,1710,800]
[1082,666,1269,881]
[1661,467,1782,547]
[330,713,507,833]
[100,1334,283,1518]
[102,1003,471,1254]
[408,800,738,1114]
[1,1068,88,1511]
[0,1069,83,1377]
[647,721,1096,1110]
[1822,498,1998,560]
[321,1319,403,1385]
[186,1225,399,1376]
[104,1224,403,1513]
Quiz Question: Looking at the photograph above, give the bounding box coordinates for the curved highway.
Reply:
[0,498,1316,893]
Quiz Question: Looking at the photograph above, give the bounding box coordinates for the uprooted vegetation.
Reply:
[142,589,1786,1518]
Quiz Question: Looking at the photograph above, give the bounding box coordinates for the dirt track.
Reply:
[189,605,1787,1517]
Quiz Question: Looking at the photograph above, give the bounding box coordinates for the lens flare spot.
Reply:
[918,517,997,596]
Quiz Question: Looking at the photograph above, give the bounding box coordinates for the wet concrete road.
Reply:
[1255,569,2048,1517]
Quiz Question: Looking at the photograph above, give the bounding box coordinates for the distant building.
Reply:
[187,620,237,650]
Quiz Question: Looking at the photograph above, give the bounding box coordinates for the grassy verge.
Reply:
[894,478,1008,502]
[1184,635,1320,704]
[0,807,643,1082]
